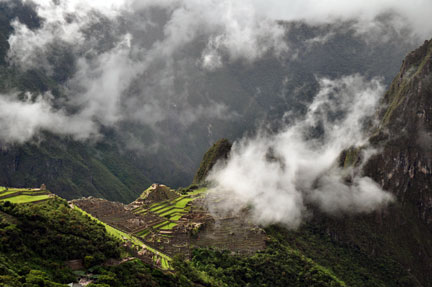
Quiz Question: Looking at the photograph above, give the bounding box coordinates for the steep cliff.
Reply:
[304,39,432,286]
[367,39,432,227]
[193,138,232,184]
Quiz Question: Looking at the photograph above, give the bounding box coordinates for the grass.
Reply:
[2,194,51,204]
[159,209,182,217]
[150,205,173,214]
[0,187,52,204]
[0,190,25,196]
[153,256,170,270]
[152,220,170,229]
[159,210,186,220]
[148,189,206,215]
[133,188,208,237]
[174,197,196,208]
[169,214,183,221]
[136,229,151,238]
[160,222,178,230]
[186,187,207,196]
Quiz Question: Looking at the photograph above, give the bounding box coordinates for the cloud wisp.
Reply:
[2,0,431,146]
[207,75,394,228]
[0,93,98,144]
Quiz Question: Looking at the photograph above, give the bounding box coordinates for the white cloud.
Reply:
[249,0,432,40]
[208,75,394,228]
[0,93,98,144]
[3,0,432,145]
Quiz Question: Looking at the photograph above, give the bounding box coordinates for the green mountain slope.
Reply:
[0,197,149,286]
[0,3,153,203]
[0,135,152,203]
[193,138,232,184]
[0,5,431,286]
[0,191,351,287]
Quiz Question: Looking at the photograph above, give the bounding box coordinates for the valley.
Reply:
[0,1,431,286]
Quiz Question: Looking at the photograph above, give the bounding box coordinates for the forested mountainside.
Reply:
[0,190,352,286]
[0,1,419,202]
[2,40,431,285]
[0,2,431,285]
[0,2,153,203]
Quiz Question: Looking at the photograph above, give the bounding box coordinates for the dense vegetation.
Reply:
[84,260,178,287]
[193,139,232,184]
[268,222,422,287]
[0,135,152,202]
[2,195,409,287]
[0,199,177,286]
[175,242,346,287]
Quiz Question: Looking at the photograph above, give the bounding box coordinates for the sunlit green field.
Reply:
[0,187,51,204]
[4,194,51,203]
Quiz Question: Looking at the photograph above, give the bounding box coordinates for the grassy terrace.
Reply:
[0,187,51,204]
[133,188,207,236]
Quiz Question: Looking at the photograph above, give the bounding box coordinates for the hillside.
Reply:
[1,46,432,285]
[0,135,153,203]
[1,3,432,286]
[0,187,352,286]
[0,188,180,286]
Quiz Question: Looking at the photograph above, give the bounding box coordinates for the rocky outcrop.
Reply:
[193,138,232,184]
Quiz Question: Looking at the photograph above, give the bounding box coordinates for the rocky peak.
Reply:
[193,138,232,184]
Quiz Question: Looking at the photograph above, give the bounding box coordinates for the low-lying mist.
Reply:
[207,75,394,228]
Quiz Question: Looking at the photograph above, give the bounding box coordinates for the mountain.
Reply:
[193,138,232,184]
[0,185,352,286]
[0,2,155,203]
[278,39,432,286]
[1,4,432,285]
[1,39,432,286]
[0,135,153,203]
[161,39,432,286]
[0,2,420,202]
[0,188,179,286]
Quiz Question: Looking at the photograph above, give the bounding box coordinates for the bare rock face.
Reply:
[365,39,432,227]
[332,39,432,284]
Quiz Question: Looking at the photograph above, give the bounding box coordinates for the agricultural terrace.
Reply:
[132,187,207,239]
[0,187,52,204]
